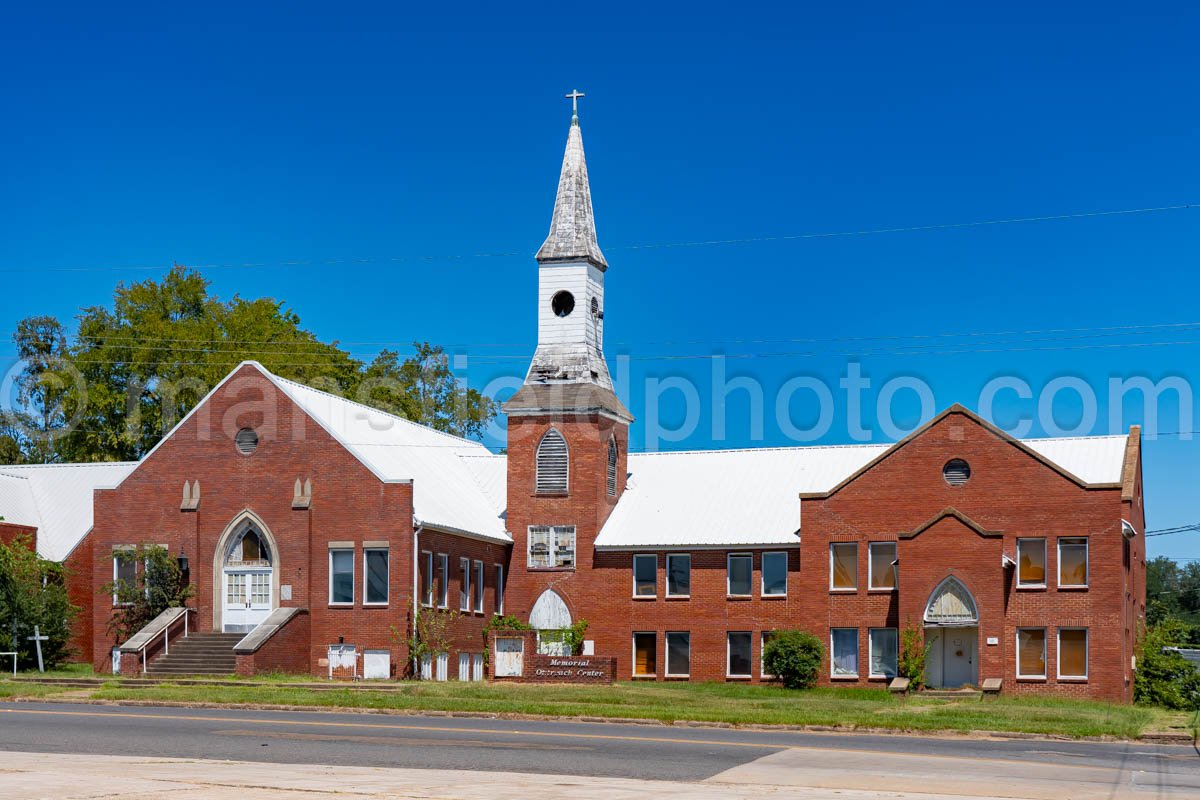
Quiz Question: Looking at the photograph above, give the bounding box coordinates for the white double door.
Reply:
[223,569,272,632]
[926,627,978,688]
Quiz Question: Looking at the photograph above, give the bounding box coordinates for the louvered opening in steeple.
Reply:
[536,428,570,494]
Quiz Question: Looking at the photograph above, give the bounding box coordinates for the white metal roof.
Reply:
[0,462,138,560]
[595,433,1132,550]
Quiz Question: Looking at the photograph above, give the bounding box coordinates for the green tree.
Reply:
[359,344,498,439]
[101,544,194,644]
[0,534,77,669]
[1147,556,1200,630]
[1135,618,1200,710]
[762,629,823,689]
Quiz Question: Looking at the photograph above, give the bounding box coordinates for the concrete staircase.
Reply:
[145,632,243,677]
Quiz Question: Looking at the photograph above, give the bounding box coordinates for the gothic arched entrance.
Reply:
[529,589,573,655]
[923,576,979,688]
[213,512,279,633]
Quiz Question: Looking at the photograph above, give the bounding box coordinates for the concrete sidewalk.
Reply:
[0,750,1036,800]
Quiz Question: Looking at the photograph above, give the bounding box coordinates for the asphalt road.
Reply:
[0,700,1197,791]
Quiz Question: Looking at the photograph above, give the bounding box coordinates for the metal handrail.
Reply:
[122,607,194,673]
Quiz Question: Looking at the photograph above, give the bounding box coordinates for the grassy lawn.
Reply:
[1,670,1189,740]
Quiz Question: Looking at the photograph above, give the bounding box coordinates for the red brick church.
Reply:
[0,102,1146,701]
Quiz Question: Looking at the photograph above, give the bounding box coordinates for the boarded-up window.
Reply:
[1059,538,1088,587]
[1017,538,1046,586]
[667,554,690,597]
[633,632,656,676]
[728,631,752,677]
[830,542,858,590]
[727,553,752,596]
[536,428,569,493]
[831,628,858,676]
[1058,629,1088,678]
[869,542,897,589]
[633,554,657,596]
[1017,628,1046,678]
[606,437,618,496]
[666,632,690,676]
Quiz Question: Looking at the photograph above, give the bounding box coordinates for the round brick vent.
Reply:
[235,428,259,455]
[943,458,971,486]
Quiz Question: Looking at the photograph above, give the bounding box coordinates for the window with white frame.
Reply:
[420,550,433,606]
[762,551,787,596]
[329,549,354,605]
[1058,628,1088,679]
[459,557,470,611]
[666,632,690,677]
[727,553,752,596]
[869,628,898,678]
[435,651,449,681]
[831,628,859,677]
[666,553,690,597]
[830,543,858,590]
[1017,628,1047,678]
[1017,538,1046,587]
[633,554,657,597]
[1058,538,1088,587]
[437,553,449,608]
[535,428,569,493]
[633,632,657,677]
[727,631,752,677]
[473,560,485,613]
[868,542,897,590]
[528,525,575,569]
[761,630,777,678]
[364,548,389,605]
[112,549,137,605]
[458,652,470,681]
[494,564,504,614]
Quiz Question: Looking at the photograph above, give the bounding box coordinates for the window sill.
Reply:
[526,567,576,573]
[1016,584,1046,591]
[1016,676,1047,682]
[867,588,897,593]
[632,595,657,600]
[631,674,657,681]
[829,588,858,594]
[1057,676,1088,682]
[761,593,787,600]
[1057,585,1089,591]
[726,594,752,601]
[327,603,354,609]
[665,595,690,601]
[726,675,752,681]
[364,603,389,608]
[531,491,569,498]
[664,674,690,680]
[830,674,859,681]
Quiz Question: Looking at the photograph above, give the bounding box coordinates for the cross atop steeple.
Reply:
[565,89,584,123]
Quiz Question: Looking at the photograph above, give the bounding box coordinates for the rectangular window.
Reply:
[868,542,897,590]
[1017,628,1047,678]
[1058,628,1088,679]
[869,628,898,678]
[727,631,753,677]
[329,549,354,605]
[666,553,691,597]
[633,554,657,597]
[437,554,449,609]
[459,558,470,611]
[494,564,504,615]
[727,553,752,596]
[364,548,389,605]
[473,560,485,613]
[831,628,859,677]
[420,550,433,607]
[112,550,137,605]
[830,543,858,590]
[761,630,777,678]
[1017,538,1046,587]
[458,652,470,681]
[666,632,690,677]
[633,632,657,677]
[1058,538,1089,587]
[527,525,576,569]
[762,551,787,596]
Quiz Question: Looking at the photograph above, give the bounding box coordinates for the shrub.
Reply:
[1136,620,1200,710]
[0,533,77,670]
[898,624,929,689]
[762,629,823,689]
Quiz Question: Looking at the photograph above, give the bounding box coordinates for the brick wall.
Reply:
[235,610,311,676]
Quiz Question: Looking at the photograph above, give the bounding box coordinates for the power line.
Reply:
[1147,524,1200,538]
[0,203,1195,275]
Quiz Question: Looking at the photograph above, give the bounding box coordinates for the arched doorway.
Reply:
[213,512,279,633]
[529,589,572,656]
[923,577,979,688]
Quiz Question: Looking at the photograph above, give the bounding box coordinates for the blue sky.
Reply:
[1,3,1197,559]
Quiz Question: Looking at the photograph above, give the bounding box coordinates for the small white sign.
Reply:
[281,584,292,600]
[986,637,999,646]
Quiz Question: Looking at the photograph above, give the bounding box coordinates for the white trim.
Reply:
[666,553,691,598]
[665,631,690,678]
[726,553,753,597]
[867,542,897,591]
[1016,538,1047,588]
[829,542,858,591]
[1016,627,1047,679]
[596,542,801,552]
[363,547,390,606]
[1057,537,1090,588]
[830,627,859,678]
[633,553,657,597]
[868,627,899,679]
[1057,627,1089,679]
[726,631,753,678]
[420,550,434,607]
[632,631,657,677]
[328,547,354,606]
[761,551,788,597]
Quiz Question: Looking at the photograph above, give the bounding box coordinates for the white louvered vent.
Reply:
[606,437,618,496]
[235,428,259,455]
[942,458,971,486]
[536,428,569,493]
